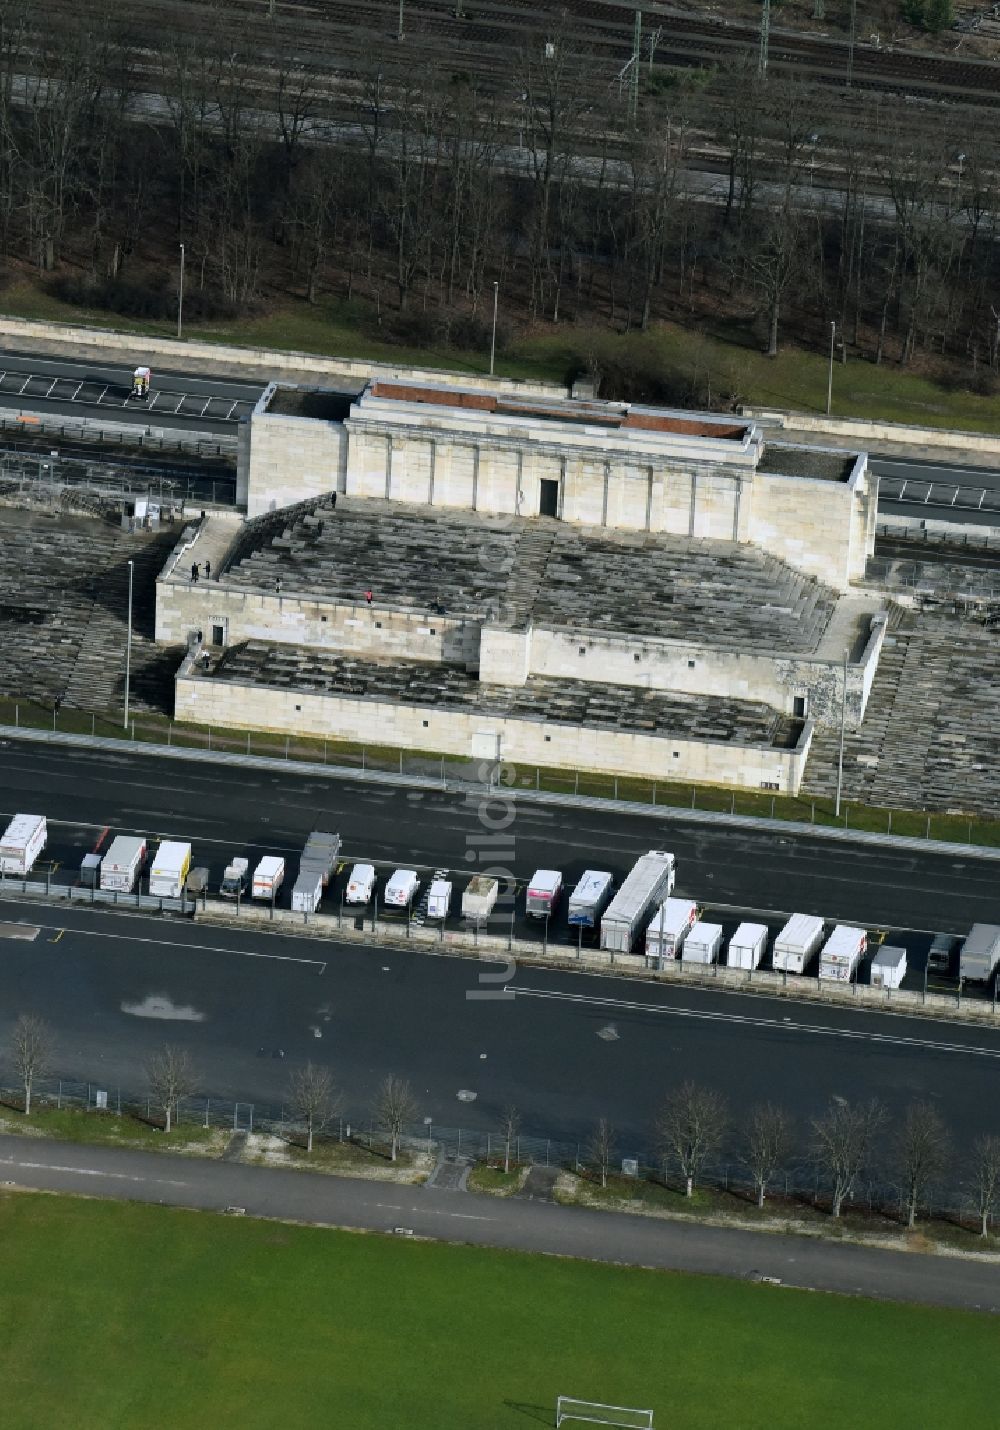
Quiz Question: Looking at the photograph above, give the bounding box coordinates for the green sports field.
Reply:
[0,1194,994,1429]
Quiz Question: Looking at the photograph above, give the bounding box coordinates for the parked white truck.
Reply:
[426,878,452,920]
[600,850,676,955]
[526,869,562,919]
[567,870,613,929]
[462,875,499,923]
[384,869,420,909]
[772,913,825,974]
[252,855,285,901]
[0,813,47,876]
[727,922,769,971]
[682,920,724,966]
[219,857,249,899]
[818,924,867,982]
[345,863,376,904]
[645,897,698,966]
[99,835,147,893]
[148,840,192,899]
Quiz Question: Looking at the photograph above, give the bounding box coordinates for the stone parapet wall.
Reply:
[246,411,348,518]
[175,660,814,794]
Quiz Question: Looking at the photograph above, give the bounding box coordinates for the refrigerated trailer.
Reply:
[99,835,147,893]
[818,924,867,982]
[0,813,47,875]
[682,920,724,966]
[462,875,499,923]
[773,913,824,974]
[426,879,452,920]
[645,897,698,966]
[727,922,769,971]
[600,850,676,955]
[870,945,907,989]
[567,870,613,929]
[148,841,192,899]
[526,869,562,918]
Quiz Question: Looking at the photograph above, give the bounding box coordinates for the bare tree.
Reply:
[9,1014,53,1117]
[373,1075,417,1162]
[586,1117,617,1190]
[655,1081,728,1198]
[894,1101,949,1228]
[146,1045,196,1134]
[499,1104,521,1175]
[969,1135,1000,1239]
[289,1062,340,1154]
[811,1097,885,1218]
[742,1103,794,1209]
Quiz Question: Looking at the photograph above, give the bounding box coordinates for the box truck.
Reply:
[773,913,824,974]
[682,920,724,965]
[567,870,613,928]
[819,924,867,982]
[252,855,285,901]
[301,831,340,885]
[219,857,249,899]
[99,835,147,893]
[291,868,324,913]
[645,897,698,966]
[526,869,562,918]
[462,875,499,922]
[959,924,1000,983]
[345,863,376,904]
[384,869,420,909]
[728,921,769,971]
[148,840,192,899]
[426,878,452,920]
[870,944,907,990]
[600,850,676,955]
[0,813,47,875]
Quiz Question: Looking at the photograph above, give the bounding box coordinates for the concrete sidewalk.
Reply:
[1,1132,998,1313]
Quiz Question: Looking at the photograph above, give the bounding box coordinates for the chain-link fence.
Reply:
[1,1074,990,1229]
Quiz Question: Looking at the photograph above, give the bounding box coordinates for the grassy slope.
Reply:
[5,278,1000,429]
[0,1194,996,1429]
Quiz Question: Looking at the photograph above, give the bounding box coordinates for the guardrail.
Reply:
[0,874,188,916]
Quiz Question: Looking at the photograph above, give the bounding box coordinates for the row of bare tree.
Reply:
[566,1082,1000,1236]
[4,5,1000,382]
[5,1014,415,1161]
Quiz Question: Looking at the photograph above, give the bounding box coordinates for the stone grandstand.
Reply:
[0,504,178,715]
[217,495,840,656]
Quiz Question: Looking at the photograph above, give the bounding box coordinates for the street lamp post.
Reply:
[123,558,134,730]
[177,243,185,340]
[826,319,836,415]
[489,281,499,377]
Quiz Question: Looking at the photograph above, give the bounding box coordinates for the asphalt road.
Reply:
[0,349,262,437]
[871,456,1000,528]
[1,1133,997,1313]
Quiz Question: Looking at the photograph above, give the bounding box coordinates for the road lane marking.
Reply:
[49,929,64,943]
[1,1157,189,1187]
[7,920,326,970]
[509,985,1000,1059]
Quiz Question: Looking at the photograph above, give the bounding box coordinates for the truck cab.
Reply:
[220,857,249,898]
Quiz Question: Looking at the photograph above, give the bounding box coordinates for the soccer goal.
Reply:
[555,1396,654,1429]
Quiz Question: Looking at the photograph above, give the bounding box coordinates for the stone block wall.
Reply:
[245,411,348,518]
[749,461,873,590]
[175,664,814,794]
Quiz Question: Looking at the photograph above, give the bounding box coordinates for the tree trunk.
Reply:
[165,1103,173,1134]
[831,1189,843,1218]
[757,1183,765,1209]
[982,1210,989,1238]
[767,299,779,358]
[907,1198,916,1229]
[24,1078,31,1117]
[685,1174,693,1198]
[391,1133,398,1162]
[307,1120,314,1153]
[504,1141,510,1176]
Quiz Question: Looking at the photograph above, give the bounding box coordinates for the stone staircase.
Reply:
[504,526,557,629]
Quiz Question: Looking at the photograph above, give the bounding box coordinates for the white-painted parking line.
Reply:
[509,985,1000,1058]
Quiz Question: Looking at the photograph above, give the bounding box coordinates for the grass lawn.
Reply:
[0,1105,223,1153]
[0,1194,997,1429]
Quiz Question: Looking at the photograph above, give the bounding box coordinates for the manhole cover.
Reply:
[456,1089,477,1103]
[597,1024,619,1041]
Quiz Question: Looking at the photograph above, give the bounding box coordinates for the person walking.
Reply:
[365,589,373,604]
[191,562,199,583]
[205,559,212,580]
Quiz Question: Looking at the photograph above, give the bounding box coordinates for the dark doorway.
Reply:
[212,625,225,647]
[539,478,559,518]
[793,695,807,718]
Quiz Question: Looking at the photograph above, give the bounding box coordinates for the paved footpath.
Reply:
[1,1134,997,1314]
